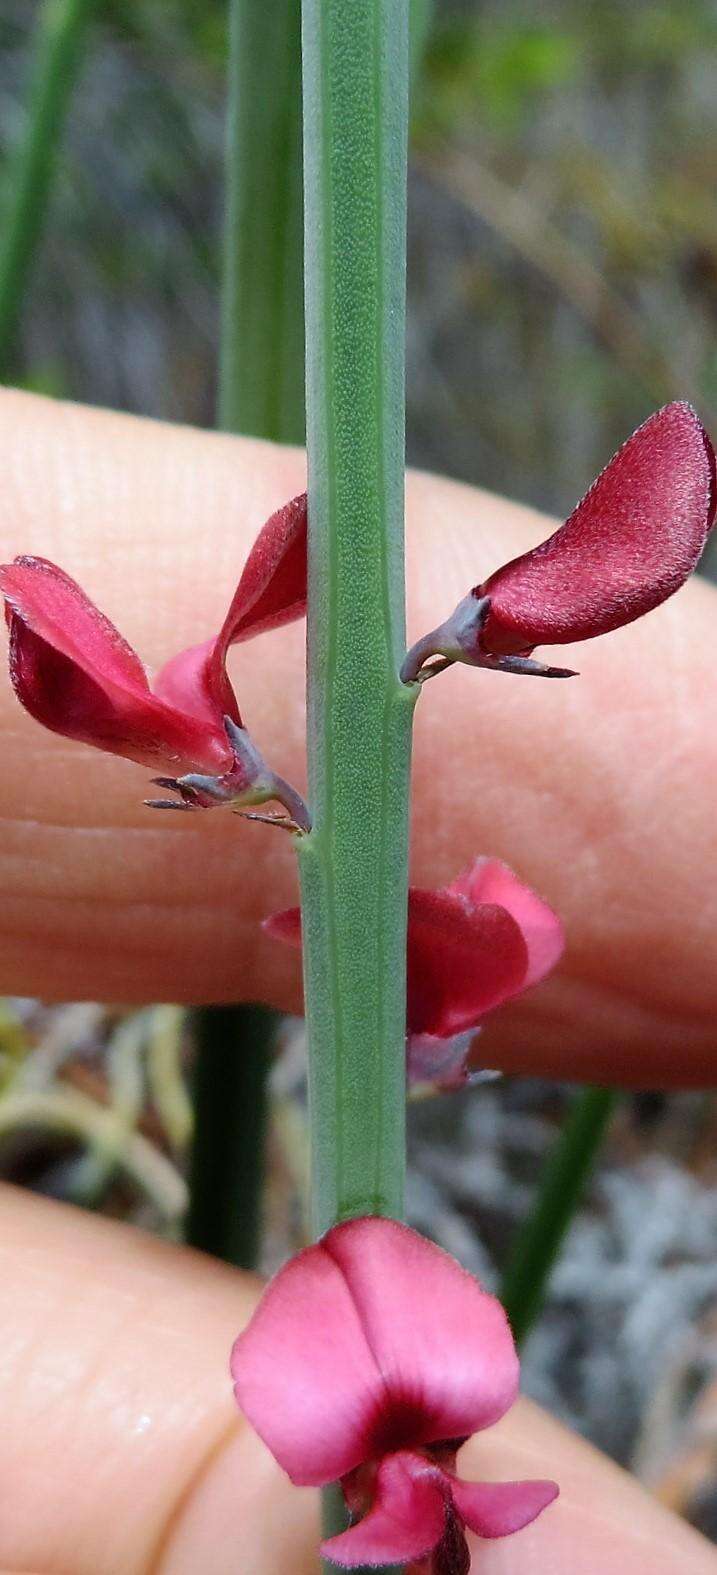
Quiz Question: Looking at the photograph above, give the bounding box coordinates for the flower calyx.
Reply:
[146,715,311,832]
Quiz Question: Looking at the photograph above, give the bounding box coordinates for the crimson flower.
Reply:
[401,402,716,681]
[232,1217,558,1572]
[265,857,563,1086]
[0,493,309,822]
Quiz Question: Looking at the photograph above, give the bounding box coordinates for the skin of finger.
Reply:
[1,1186,715,1575]
[0,389,715,1084]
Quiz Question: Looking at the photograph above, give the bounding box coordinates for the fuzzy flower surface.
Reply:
[232,1217,558,1572]
[402,402,716,681]
[0,493,307,815]
[265,858,563,1086]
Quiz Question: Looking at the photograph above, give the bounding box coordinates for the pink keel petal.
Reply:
[451,1476,559,1538]
[153,635,241,732]
[324,1219,520,1448]
[448,859,564,990]
[323,1454,447,1568]
[478,402,716,654]
[406,888,529,1037]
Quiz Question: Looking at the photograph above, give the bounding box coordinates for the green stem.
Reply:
[192,1,305,1272]
[186,1006,275,1270]
[218,0,304,441]
[0,0,96,374]
[500,1086,618,1345]
[298,3,411,1567]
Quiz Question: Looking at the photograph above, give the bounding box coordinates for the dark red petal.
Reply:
[219,490,307,646]
[451,1475,559,1538]
[447,859,564,990]
[261,906,302,946]
[8,619,230,772]
[264,890,533,1040]
[477,403,716,654]
[153,493,307,731]
[1,559,230,772]
[1,556,150,696]
[407,888,529,1038]
[322,1453,447,1567]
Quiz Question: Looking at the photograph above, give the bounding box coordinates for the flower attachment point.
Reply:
[402,402,715,682]
[231,1217,558,1573]
[265,858,563,1088]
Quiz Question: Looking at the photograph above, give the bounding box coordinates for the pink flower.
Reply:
[231,1217,558,1572]
[402,402,716,681]
[0,493,309,821]
[265,858,564,1085]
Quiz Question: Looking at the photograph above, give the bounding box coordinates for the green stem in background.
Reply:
[186,1006,276,1269]
[409,0,434,79]
[218,0,304,441]
[0,0,96,375]
[298,2,411,1566]
[191,0,305,1272]
[501,1086,618,1345]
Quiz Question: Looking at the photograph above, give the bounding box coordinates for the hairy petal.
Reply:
[477,402,716,654]
[323,1453,447,1567]
[451,1475,559,1538]
[448,858,564,990]
[324,1219,520,1448]
[231,1236,387,1486]
[232,1221,519,1487]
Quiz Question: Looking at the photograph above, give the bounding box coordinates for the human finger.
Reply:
[0,389,715,1083]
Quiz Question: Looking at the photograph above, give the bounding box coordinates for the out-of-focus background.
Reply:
[1,0,716,1540]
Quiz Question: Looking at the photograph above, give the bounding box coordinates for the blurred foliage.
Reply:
[2,0,717,543]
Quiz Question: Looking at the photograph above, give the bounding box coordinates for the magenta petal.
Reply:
[324,1219,520,1446]
[218,491,307,645]
[448,859,564,990]
[407,887,529,1037]
[478,402,716,654]
[231,1235,387,1486]
[322,1453,447,1568]
[451,1476,559,1539]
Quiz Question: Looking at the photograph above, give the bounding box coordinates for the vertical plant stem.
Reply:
[0,0,96,374]
[298,2,411,1565]
[218,0,304,441]
[501,1086,618,1345]
[186,1006,275,1269]
[190,1,305,1271]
